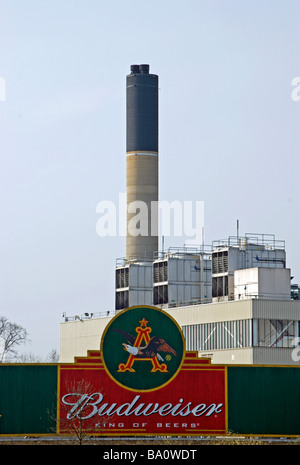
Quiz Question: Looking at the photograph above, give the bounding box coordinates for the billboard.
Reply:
[58,306,227,436]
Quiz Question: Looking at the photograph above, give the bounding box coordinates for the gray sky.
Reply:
[0,0,299,358]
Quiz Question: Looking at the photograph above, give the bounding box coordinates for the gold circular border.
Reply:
[100,305,186,393]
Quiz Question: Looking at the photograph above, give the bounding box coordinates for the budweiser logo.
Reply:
[58,307,227,436]
[62,393,223,420]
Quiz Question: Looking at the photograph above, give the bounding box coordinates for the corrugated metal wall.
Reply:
[0,363,300,436]
[253,299,300,319]
[0,365,57,434]
[227,366,300,435]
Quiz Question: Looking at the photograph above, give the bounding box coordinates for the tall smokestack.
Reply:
[126,64,159,259]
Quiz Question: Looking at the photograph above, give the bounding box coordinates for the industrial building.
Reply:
[61,231,300,365]
[60,65,300,366]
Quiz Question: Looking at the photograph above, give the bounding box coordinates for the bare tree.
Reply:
[56,378,111,444]
[15,349,59,363]
[46,348,59,363]
[16,352,41,363]
[0,316,30,362]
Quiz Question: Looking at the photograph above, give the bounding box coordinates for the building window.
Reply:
[115,290,129,310]
[182,320,252,351]
[212,275,228,298]
[182,319,299,351]
[153,261,168,283]
[153,284,168,305]
[212,250,228,274]
[254,319,298,348]
[116,267,129,289]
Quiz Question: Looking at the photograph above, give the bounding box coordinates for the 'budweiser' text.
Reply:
[62,393,223,420]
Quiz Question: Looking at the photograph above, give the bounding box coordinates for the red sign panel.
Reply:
[58,351,227,436]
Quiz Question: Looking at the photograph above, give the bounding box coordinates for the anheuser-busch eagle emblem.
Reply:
[101,306,185,392]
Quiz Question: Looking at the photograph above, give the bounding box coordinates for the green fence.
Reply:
[0,363,300,436]
[227,366,300,436]
[0,365,57,435]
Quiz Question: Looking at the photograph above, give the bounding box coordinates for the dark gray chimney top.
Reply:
[130,64,150,74]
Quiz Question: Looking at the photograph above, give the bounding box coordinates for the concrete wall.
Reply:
[126,153,158,259]
[60,316,111,362]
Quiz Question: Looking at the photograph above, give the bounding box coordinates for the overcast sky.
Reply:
[0,0,299,359]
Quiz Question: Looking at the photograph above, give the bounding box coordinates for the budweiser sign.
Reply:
[58,306,227,436]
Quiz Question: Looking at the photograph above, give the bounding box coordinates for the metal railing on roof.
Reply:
[61,310,115,322]
[154,245,212,260]
[212,233,285,251]
[116,256,154,267]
